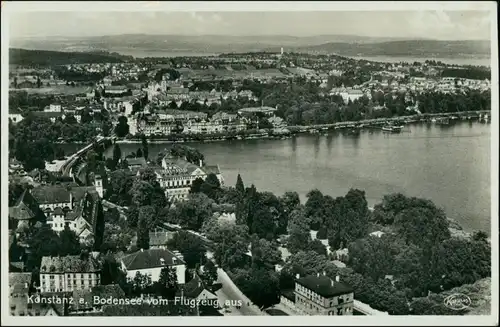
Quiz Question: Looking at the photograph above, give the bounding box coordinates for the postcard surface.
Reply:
[1,1,498,326]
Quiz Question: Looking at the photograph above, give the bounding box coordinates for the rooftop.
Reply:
[31,186,71,204]
[9,272,32,294]
[9,189,46,221]
[121,248,185,270]
[296,274,353,298]
[105,85,128,91]
[180,274,212,299]
[281,289,296,302]
[40,255,100,274]
[203,165,221,176]
[127,157,147,167]
[238,106,277,114]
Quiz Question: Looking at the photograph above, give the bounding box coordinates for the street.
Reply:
[215,268,265,316]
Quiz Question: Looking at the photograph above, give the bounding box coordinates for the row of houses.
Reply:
[134,110,247,137]
[8,100,105,124]
[147,82,258,105]
[8,180,105,246]
[9,246,217,316]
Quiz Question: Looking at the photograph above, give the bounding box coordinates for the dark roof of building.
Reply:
[9,189,46,221]
[296,275,353,298]
[71,186,98,203]
[181,274,205,299]
[31,186,71,204]
[65,207,83,222]
[106,85,128,91]
[121,248,184,270]
[127,157,147,167]
[238,106,277,114]
[80,191,101,226]
[53,207,64,216]
[203,165,221,175]
[32,111,65,118]
[9,273,32,294]
[40,255,100,274]
[281,289,296,302]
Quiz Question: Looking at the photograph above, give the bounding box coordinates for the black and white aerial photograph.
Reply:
[2,1,498,326]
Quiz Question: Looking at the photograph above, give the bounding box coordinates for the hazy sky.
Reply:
[9,11,491,40]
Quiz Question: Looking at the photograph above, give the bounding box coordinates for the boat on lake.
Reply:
[437,117,450,125]
[382,124,403,133]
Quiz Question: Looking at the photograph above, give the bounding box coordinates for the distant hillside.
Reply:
[9,36,491,59]
[9,34,430,56]
[296,40,491,58]
[9,48,132,66]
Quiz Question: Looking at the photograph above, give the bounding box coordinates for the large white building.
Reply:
[44,103,62,112]
[152,155,224,201]
[39,255,101,293]
[134,109,246,137]
[120,248,186,285]
[30,185,104,245]
[340,90,364,104]
[292,273,354,316]
[156,155,224,201]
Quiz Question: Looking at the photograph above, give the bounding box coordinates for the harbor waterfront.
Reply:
[62,121,491,234]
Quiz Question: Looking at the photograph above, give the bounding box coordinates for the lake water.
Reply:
[108,48,491,67]
[348,56,491,67]
[64,122,491,234]
[108,48,219,58]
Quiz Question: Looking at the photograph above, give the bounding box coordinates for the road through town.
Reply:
[215,268,267,316]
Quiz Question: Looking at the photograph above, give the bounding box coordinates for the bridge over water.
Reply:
[59,136,115,177]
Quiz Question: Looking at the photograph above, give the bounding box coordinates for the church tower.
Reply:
[94,174,104,198]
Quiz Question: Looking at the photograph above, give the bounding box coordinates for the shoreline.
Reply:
[115,134,290,145]
[116,119,489,145]
[53,110,490,146]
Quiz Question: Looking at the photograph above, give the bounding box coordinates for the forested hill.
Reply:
[9,48,134,66]
[297,40,491,58]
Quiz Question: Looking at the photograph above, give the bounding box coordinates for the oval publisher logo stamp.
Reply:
[444,293,472,311]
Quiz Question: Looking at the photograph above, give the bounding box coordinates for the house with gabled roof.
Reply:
[30,185,75,212]
[8,189,47,231]
[27,185,104,247]
[179,273,217,302]
[177,273,218,315]
[65,191,105,248]
[120,248,186,285]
